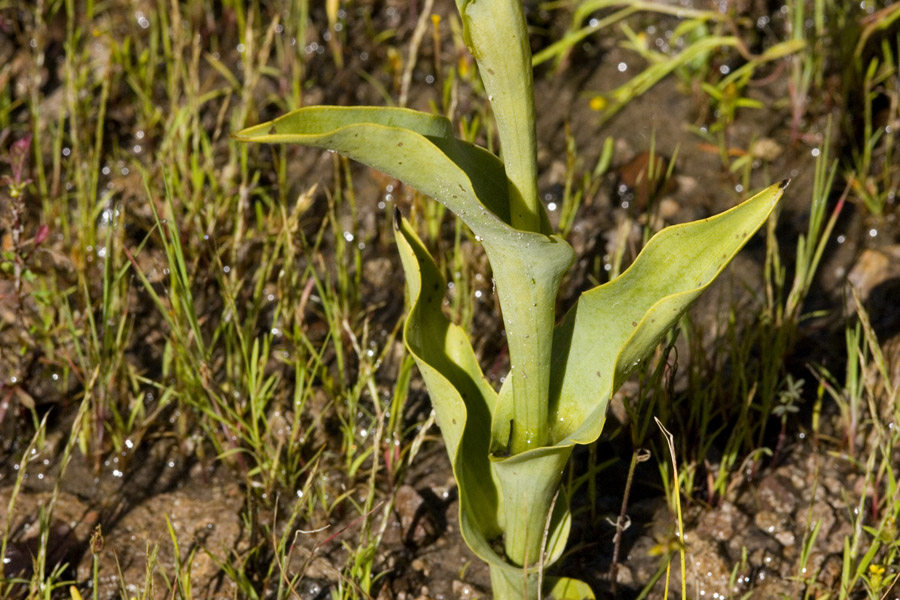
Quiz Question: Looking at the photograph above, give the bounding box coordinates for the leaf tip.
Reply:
[392,206,402,231]
[778,178,791,190]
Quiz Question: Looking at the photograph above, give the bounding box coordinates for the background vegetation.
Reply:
[1,0,899,598]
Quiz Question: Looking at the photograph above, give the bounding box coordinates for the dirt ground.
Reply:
[2,0,899,598]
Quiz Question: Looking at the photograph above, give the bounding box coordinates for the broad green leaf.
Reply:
[236,105,575,454]
[546,576,597,600]
[483,377,573,570]
[234,106,557,235]
[393,212,501,542]
[490,442,572,568]
[394,213,570,590]
[485,234,573,455]
[488,553,593,600]
[234,106,513,226]
[547,181,786,445]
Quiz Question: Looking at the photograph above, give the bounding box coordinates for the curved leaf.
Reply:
[393,211,502,542]
[490,441,573,568]
[485,233,574,455]
[546,576,597,600]
[235,106,514,226]
[394,213,571,591]
[236,105,575,454]
[547,181,786,445]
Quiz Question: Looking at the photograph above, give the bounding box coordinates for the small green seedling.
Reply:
[235,1,785,597]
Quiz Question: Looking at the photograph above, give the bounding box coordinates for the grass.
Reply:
[1,0,899,598]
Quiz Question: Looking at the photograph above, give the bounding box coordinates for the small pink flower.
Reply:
[33,224,50,247]
[3,134,32,188]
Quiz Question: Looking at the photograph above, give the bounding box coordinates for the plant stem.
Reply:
[494,446,572,581]
[491,564,540,600]
[486,239,573,454]
[463,0,540,233]
[505,291,554,453]
[610,448,646,594]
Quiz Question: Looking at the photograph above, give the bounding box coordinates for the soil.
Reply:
[2,0,899,599]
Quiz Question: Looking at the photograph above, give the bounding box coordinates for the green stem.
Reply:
[463,0,540,233]
[462,0,571,455]
[485,238,574,454]
[490,564,540,600]
[505,282,555,453]
[494,446,572,573]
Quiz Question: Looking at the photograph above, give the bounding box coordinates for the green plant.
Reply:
[537,3,804,132]
[847,35,899,217]
[235,0,786,597]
